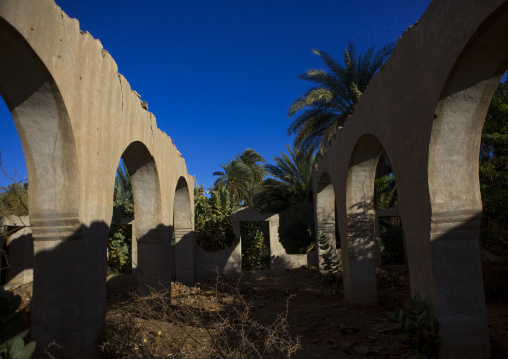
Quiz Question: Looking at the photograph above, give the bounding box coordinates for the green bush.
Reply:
[386,293,440,359]
[317,231,341,292]
[107,225,132,275]
[278,202,315,254]
[241,222,270,271]
[0,287,35,359]
[194,186,239,251]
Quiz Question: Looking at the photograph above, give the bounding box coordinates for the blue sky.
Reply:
[0,0,432,190]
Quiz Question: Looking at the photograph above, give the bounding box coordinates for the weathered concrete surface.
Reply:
[0,1,194,356]
[314,0,508,356]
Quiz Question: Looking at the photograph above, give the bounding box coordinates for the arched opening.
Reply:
[0,15,87,355]
[428,3,508,356]
[240,221,270,271]
[0,95,31,288]
[374,151,407,266]
[120,141,164,288]
[107,159,134,276]
[315,172,339,270]
[173,176,194,285]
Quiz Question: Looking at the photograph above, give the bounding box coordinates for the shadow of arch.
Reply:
[0,16,89,356]
[427,3,508,356]
[315,172,339,270]
[120,141,166,289]
[173,176,195,285]
[343,134,385,306]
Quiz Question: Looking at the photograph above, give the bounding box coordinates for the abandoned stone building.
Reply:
[0,0,506,357]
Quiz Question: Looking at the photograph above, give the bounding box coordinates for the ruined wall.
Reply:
[314,0,508,357]
[0,1,194,356]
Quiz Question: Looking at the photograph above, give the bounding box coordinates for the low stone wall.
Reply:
[1,216,33,288]
[193,207,318,280]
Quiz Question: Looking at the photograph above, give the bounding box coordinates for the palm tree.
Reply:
[212,159,252,204]
[287,42,394,153]
[253,144,318,212]
[112,160,133,220]
[251,144,318,253]
[213,149,266,205]
[236,149,266,184]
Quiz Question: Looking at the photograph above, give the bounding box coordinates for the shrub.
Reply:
[194,186,239,251]
[0,287,35,359]
[386,293,440,359]
[241,223,270,271]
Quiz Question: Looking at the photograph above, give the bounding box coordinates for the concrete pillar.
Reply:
[31,215,106,359]
[174,227,195,285]
[135,225,166,289]
[343,212,377,306]
[429,211,489,358]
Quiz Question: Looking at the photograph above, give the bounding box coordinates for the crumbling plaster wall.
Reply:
[0,0,194,357]
[313,0,508,357]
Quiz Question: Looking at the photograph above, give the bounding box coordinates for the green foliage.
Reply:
[317,231,341,293]
[258,144,318,209]
[194,185,239,251]
[241,223,270,271]
[108,161,133,274]
[317,231,339,276]
[111,161,133,221]
[0,287,35,359]
[212,149,266,205]
[278,203,315,254]
[252,145,318,254]
[0,183,28,218]
[376,217,405,265]
[287,42,394,153]
[479,78,508,255]
[107,225,132,275]
[386,293,440,359]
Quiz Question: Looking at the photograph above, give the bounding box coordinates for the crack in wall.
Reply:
[60,11,74,70]
[117,75,124,128]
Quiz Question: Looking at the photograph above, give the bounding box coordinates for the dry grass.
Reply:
[101,272,301,358]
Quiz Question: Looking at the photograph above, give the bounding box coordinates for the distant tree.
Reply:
[0,182,28,217]
[252,145,319,253]
[212,149,266,205]
[288,42,394,153]
[254,144,318,213]
[479,77,508,252]
[194,185,239,251]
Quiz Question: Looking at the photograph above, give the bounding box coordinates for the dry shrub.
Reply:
[101,272,300,358]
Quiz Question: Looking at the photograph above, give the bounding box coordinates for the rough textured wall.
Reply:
[0,0,194,357]
[314,0,508,357]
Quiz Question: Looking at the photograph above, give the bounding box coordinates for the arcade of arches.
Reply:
[0,0,506,357]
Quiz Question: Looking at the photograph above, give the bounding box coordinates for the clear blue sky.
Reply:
[0,0,432,190]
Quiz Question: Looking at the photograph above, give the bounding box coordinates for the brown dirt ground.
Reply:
[10,265,508,358]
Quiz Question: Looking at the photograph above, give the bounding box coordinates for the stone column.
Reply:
[343,212,377,306]
[136,225,166,289]
[31,214,106,358]
[429,210,489,358]
[174,227,195,285]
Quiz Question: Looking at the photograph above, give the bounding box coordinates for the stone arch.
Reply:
[120,141,164,287]
[343,134,384,306]
[173,176,195,285]
[427,3,508,356]
[0,16,85,352]
[315,172,338,269]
